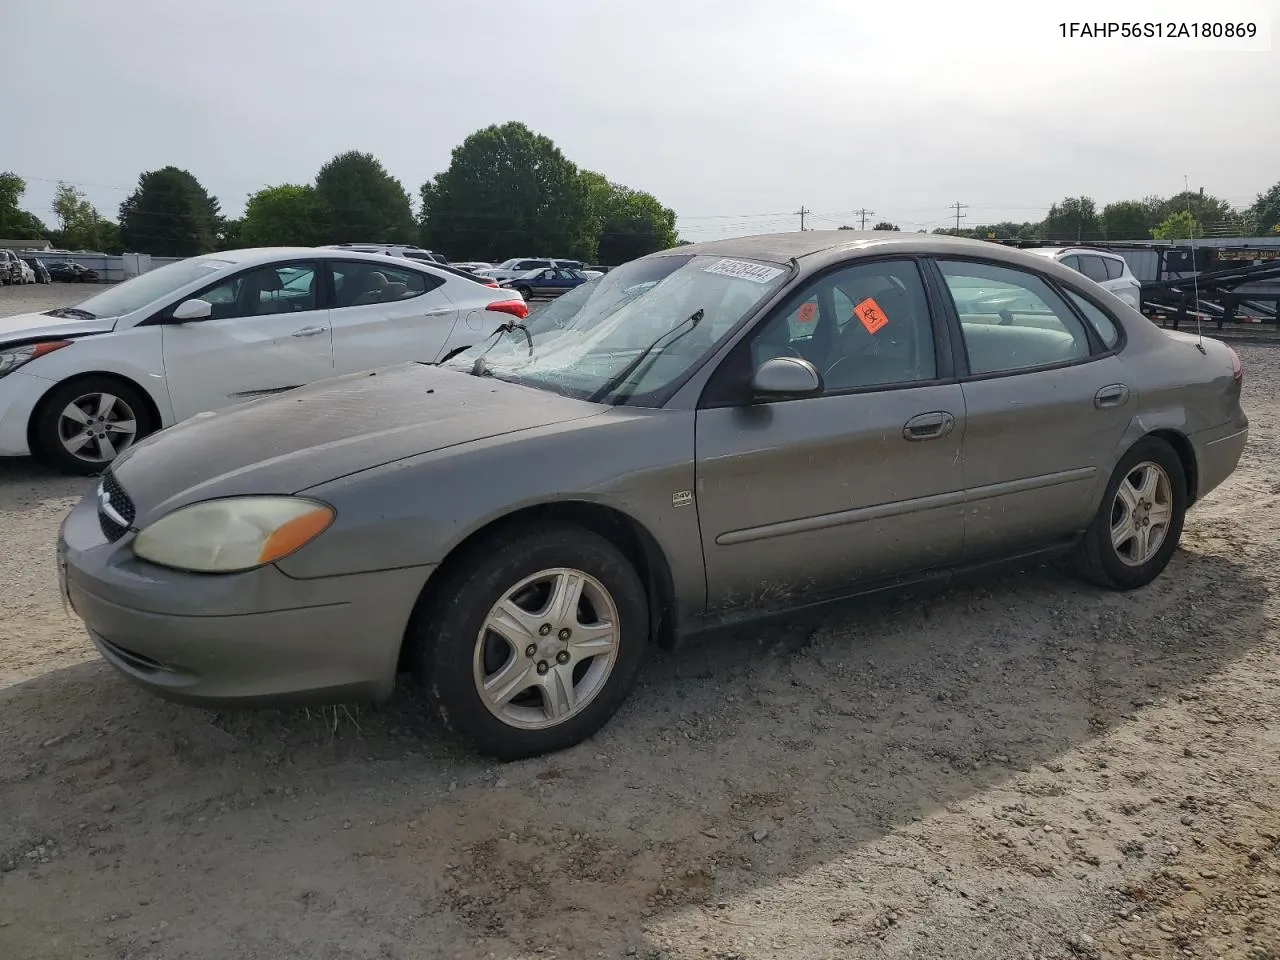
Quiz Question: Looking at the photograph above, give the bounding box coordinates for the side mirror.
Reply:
[171,298,212,322]
[750,356,823,397]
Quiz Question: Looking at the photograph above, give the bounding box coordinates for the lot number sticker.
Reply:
[702,258,785,284]
[796,301,818,323]
[854,297,890,334]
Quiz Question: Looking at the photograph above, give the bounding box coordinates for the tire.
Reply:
[1071,436,1187,590]
[30,376,158,476]
[515,285,532,301]
[414,521,650,760]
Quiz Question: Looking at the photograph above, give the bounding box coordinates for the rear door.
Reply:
[931,257,1135,560]
[326,259,462,373]
[161,259,334,420]
[695,257,967,615]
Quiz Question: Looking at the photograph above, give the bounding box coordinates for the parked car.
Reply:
[22,257,52,284]
[18,259,36,284]
[0,247,527,473]
[321,243,449,265]
[485,258,582,282]
[450,261,495,274]
[46,261,100,282]
[0,250,25,284]
[55,232,1247,760]
[1028,247,1142,309]
[501,266,590,301]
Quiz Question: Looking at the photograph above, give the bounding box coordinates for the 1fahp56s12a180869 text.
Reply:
[1060,21,1258,39]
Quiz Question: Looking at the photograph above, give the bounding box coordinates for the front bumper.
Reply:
[0,370,55,457]
[58,488,435,706]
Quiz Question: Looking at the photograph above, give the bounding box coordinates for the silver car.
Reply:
[58,232,1248,759]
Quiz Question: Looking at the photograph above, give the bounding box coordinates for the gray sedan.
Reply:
[57,232,1249,759]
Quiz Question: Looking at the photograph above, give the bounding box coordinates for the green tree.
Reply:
[0,172,49,241]
[1151,210,1203,240]
[314,151,415,245]
[838,225,855,230]
[596,187,678,265]
[1248,181,1280,234]
[1038,196,1101,241]
[240,184,322,247]
[1150,190,1238,234]
[118,167,221,256]
[1101,199,1157,240]
[51,181,118,251]
[420,122,593,261]
[872,221,900,231]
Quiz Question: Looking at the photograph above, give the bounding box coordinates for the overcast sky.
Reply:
[5,0,1277,241]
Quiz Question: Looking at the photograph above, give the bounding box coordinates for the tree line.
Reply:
[5,136,1280,264]
[850,188,1280,242]
[0,122,680,265]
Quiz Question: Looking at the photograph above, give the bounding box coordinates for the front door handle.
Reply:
[1094,383,1130,409]
[422,308,453,317]
[291,325,326,338]
[903,411,956,441]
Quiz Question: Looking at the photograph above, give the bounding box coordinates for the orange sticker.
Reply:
[853,297,889,334]
[796,301,817,323]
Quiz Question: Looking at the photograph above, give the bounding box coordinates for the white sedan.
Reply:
[0,247,529,474]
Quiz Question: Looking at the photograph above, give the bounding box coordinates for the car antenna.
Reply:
[1184,174,1206,354]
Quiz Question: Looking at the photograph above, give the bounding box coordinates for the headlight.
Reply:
[132,496,335,573]
[0,340,71,377]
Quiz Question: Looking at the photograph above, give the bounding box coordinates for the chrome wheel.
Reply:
[58,392,138,464]
[473,567,620,730]
[1110,461,1173,566]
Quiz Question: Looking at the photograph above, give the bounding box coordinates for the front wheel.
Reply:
[514,285,532,301]
[30,376,157,475]
[1072,436,1187,590]
[414,522,650,760]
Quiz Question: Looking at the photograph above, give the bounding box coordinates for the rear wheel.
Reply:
[1072,436,1187,590]
[413,522,649,760]
[31,376,157,475]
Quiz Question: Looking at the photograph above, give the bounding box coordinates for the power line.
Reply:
[856,208,875,229]
[794,205,810,231]
[949,201,968,232]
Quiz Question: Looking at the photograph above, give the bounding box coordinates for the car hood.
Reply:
[110,362,606,524]
[0,310,117,344]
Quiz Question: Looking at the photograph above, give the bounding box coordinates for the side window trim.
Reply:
[926,255,1108,382]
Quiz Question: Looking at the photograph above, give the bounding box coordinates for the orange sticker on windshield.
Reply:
[853,297,889,334]
[796,301,817,323]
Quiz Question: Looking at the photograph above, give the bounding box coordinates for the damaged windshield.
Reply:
[442,253,790,404]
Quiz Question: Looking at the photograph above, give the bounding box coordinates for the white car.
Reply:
[0,247,528,474]
[1028,247,1142,309]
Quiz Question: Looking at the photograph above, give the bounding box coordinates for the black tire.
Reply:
[515,285,532,301]
[1071,436,1187,590]
[30,375,158,476]
[413,521,650,761]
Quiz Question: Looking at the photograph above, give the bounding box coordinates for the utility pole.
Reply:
[856,208,875,229]
[795,205,810,231]
[950,201,968,233]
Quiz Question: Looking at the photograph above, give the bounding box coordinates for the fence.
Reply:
[14,251,183,283]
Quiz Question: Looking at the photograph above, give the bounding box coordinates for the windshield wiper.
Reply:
[45,307,96,320]
[589,308,704,404]
[468,319,533,377]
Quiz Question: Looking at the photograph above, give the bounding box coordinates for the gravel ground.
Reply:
[2,284,1278,960]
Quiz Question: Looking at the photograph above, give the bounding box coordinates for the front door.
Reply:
[933,257,1137,559]
[161,260,334,421]
[695,257,967,615]
[326,259,462,372]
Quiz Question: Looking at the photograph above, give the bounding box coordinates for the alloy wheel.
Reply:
[1110,461,1173,566]
[58,392,139,464]
[473,567,620,730]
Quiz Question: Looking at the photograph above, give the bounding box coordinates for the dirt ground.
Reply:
[1,284,1278,960]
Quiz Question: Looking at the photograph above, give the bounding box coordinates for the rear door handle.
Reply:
[903,411,956,441]
[1094,383,1130,408]
[422,308,454,317]
[291,325,326,338]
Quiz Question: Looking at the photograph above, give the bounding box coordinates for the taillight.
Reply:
[484,281,499,288]
[486,299,529,320]
[1227,345,1242,385]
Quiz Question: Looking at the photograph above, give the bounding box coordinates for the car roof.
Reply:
[212,247,445,269]
[648,230,1097,272]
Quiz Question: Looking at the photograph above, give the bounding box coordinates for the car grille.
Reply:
[97,470,136,542]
